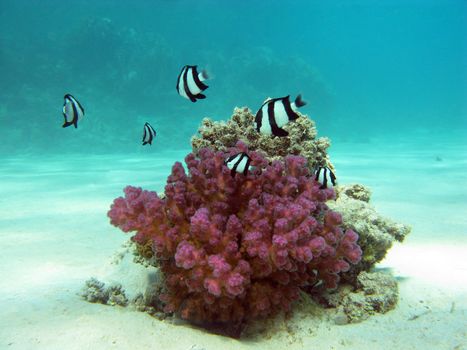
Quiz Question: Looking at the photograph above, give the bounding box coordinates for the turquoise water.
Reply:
[0,0,465,154]
[0,1,466,349]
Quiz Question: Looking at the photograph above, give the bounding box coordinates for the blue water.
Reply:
[0,0,465,154]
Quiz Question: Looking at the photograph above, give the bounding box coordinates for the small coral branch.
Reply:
[108,143,362,332]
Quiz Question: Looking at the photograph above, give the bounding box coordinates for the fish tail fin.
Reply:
[294,94,307,108]
[272,125,289,137]
[329,168,337,186]
[199,69,209,81]
[62,121,74,128]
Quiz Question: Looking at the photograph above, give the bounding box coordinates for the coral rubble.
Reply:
[108,143,362,334]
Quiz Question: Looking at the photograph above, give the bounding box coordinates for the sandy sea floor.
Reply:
[0,138,466,350]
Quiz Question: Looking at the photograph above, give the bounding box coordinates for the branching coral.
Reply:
[108,143,361,332]
[191,107,332,170]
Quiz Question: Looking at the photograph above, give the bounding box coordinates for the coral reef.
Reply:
[191,107,332,170]
[108,143,362,334]
[191,111,410,283]
[328,184,411,280]
[81,278,128,306]
[326,271,399,324]
[102,102,410,335]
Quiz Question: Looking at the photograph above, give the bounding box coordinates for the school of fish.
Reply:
[61,64,336,188]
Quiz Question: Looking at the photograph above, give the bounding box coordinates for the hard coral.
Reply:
[191,107,332,171]
[108,143,361,332]
[328,184,411,281]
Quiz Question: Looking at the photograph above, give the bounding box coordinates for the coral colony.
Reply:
[108,142,362,335]
[105,63,409,338]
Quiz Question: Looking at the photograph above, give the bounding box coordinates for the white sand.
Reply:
[1,142,466,350]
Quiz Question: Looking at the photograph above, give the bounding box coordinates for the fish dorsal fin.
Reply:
[294,94,307,108]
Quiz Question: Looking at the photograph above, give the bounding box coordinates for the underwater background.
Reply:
[0,0,465,154]
[1,1,466,349]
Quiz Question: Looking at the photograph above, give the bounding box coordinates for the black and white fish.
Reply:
[254,94,306,137]
[62,94,84,128]
[313,165,337,189]
[142,122,156,145]
[176,65,209,102]
[224,152,253,177]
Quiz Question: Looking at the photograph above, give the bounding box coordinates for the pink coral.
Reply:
[108,142,361,330]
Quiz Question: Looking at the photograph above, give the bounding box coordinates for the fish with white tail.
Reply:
[142,122,156,145]
[176,65,209,102]
[62,94,84,128]
[254,94,306,137]
[313,165,337,189]
[225,152,253,177]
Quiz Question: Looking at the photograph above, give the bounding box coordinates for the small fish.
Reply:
[62,94,84,128]
[142,122,156,145]
[225,152,253,177]
[176,65,209,102]
[313,165,337,189]
[254,94,306,137]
